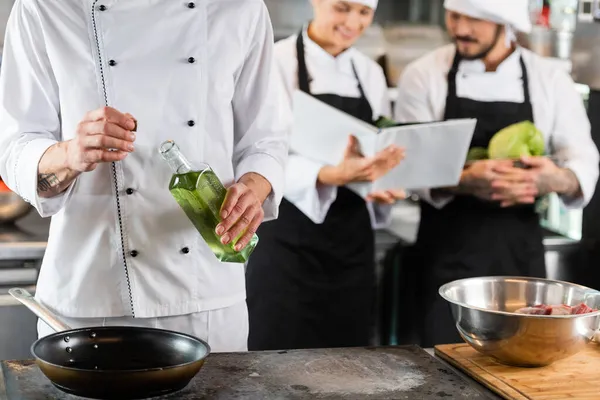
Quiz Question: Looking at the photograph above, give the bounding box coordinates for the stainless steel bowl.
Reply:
[439,276,600,367]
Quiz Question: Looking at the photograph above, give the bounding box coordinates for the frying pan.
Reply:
[9,288,210,400]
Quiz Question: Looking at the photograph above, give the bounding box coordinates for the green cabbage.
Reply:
[488,121,545,160]
[466,147,488,161]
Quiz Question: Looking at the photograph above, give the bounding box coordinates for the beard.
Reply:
[453,25,503,60]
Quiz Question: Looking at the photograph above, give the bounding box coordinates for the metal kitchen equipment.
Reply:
[0,188,32,224]
[439,276,600,367]
[9,288,210,400]
[519,0,581,61]
[0,213,47,361]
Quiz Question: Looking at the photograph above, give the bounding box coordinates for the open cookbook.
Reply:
[291,90,477,198]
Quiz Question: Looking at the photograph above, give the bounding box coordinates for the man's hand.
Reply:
[318,135,404,186]
[37,106,137,198]
[490,162,539,207]
[455,159,514,201]
[491,156,582,207]
[520,156,582,198]
[67,107,137,172]
[215,172,271,251]
[366,189,407,205]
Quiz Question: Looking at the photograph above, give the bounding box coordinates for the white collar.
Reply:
[457,46,523,76]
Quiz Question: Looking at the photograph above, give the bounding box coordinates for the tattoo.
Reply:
[37,173,61,193]
[537,168,581,198]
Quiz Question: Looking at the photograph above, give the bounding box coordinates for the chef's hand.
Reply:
[366,189,407,205]
[216,172,271,251]
[318,135,404,186]
[66,106,137,172]
[36,107,136,198]
[458,159,515,201]
[489,161,539,207]
[492,156,582,207]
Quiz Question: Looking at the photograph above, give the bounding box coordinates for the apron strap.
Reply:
[296,30,311,94]
[296,29,369,103]
[350,61,368,102]
[519,55,532,104]
[447,49,461,95]
[443,48,461,120]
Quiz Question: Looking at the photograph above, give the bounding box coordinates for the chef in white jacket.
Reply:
[246,0,405,351]
[0,0,290,352]
[393,0,599,347]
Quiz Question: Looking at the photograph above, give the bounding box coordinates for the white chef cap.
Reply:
[444,0,532,33]
[312,0,378,10]
[352,0,378,8]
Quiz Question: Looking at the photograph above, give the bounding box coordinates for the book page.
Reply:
[347,119,477,198]
[291,90,378,165]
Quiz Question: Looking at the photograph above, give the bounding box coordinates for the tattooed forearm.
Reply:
[37,173,61,194]
[36,142,82,199]
[537,168,582,198]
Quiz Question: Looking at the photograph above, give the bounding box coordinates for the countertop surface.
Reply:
[0,345,498,400]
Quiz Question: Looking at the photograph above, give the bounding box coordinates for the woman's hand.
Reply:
[366,189,407,205]
[318,135,404,186]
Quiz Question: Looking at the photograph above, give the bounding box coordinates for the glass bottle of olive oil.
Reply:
[158,140,258,263]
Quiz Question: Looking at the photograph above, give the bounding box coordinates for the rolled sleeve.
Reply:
[235,152,285,221]
[562,158,598,209]
[0,1,70,218]
[231,2,291,221]
[367,202,393,229]
[413,188,454,209]
[15,138,74,217]
[549,71,600,209]
[284,154,337,224]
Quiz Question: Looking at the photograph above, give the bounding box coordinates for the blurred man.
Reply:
[394,0,599,347]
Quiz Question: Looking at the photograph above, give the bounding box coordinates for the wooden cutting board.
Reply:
[435,343,600,400]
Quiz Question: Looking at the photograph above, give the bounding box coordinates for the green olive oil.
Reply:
[159,140,258,263]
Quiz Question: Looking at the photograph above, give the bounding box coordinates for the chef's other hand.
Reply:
[520,156,581,199]
[66,107,137,172]
[367,189,406,205]
[492,156,582,207]
[319,135,404,186]
[460,159,514,201]
[216,172,271,251]
[490,161,539,207]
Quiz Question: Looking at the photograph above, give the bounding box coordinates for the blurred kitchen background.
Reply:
[0,0,600,355]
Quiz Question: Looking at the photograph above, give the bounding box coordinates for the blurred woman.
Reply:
[246,0,405,351]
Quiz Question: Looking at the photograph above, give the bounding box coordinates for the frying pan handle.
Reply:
[9,288,72,332]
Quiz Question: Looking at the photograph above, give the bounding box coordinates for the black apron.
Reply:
[412,51,547,347]
[245,32,376,351]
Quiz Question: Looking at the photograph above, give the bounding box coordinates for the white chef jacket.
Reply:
[394,44,599,210]
[0,0,291,319]
[275,29,393,227]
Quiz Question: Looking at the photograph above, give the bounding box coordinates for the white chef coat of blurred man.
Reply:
[394,0,599,347]
[0,0,290,352]
[245,0,406,351]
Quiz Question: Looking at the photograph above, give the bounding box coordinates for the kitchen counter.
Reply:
[0,345,500,400]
